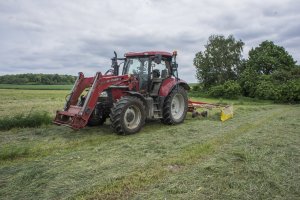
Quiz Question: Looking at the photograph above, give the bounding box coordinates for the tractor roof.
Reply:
[125,51,173,57]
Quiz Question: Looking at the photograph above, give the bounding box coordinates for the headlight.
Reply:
[100,91,108,97]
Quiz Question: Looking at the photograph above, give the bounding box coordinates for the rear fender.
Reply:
[159,77,190,97]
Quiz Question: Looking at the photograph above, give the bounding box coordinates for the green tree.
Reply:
[208,80,242,99]
[238,67,259,97]
[194,35,244,88]
[0,74,76,85]
[239,40,299,102]
[247,40,296,75]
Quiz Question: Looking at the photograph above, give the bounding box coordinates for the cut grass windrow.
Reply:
[74,107,291,200]
[0,130,118,163]
[0,111,51,131]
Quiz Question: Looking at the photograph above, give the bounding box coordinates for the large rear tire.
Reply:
[110,96,146,135]
[161,86,188,125]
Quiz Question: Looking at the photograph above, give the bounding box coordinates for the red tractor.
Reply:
[54,51,190,134]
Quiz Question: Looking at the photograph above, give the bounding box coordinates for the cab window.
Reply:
[151,59,169,79]
[125,58,148,75]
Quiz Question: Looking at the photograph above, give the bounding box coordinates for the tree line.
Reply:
[0,74,76,85]
[193,35,300,103]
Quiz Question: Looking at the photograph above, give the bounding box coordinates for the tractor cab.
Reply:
[122,51,176,96]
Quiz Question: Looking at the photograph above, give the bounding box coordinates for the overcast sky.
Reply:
[0,0,299,82]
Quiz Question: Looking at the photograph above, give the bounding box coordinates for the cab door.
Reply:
[125,57,149,93]
[149,58,170,96]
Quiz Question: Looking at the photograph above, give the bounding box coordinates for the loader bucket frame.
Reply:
[53,72,130,129]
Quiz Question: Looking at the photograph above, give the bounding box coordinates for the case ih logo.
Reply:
[101,78,122,84]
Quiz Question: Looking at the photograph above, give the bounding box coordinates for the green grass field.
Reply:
[0,84,72,90]
[0,88,299,199]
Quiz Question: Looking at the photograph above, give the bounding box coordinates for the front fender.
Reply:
[123,91,148,110]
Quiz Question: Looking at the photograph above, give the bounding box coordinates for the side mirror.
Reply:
[153,54,162,64]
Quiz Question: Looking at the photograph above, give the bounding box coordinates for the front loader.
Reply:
[53,72,132,129]
[54,51,233,135]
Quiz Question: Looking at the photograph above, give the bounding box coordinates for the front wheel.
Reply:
[110,96,146,135]
[161,86,188,125]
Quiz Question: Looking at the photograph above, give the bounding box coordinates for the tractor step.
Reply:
[153,109,162,118]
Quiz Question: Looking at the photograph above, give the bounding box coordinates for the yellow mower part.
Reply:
[221,105,233,122]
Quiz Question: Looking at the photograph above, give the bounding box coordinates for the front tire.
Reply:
[161,86,188,125]
[110,96,146,135]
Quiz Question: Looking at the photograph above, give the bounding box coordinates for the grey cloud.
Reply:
[80,38,115,58]
[280,24,300,39]
[235,29,270,41]
[0,0,299,82]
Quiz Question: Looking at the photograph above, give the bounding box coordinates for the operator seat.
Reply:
[161,69,167,79]
[153,69,160,78]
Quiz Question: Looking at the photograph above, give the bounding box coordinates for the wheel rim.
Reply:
[124,105,142,130]
[171,93,185,120]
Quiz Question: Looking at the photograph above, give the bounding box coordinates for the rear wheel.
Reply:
[161,86,188,124]
[110,96,146,135]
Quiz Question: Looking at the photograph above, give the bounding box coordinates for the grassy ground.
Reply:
[0,89,299,199]
[0,89,69,117]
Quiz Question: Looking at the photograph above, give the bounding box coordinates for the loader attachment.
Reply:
[220,105,233,122]
[53,72,129,129]
[188,100,233,122]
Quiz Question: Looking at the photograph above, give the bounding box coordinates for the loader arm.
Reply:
[64,72,94,111]
[54,72,130,129]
